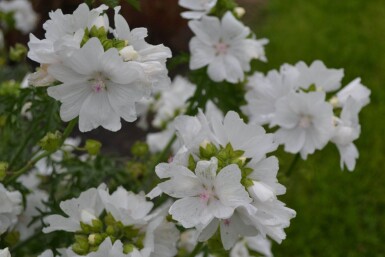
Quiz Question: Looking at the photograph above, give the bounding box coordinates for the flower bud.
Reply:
[9,43,27,62]
[120,45,139,61]
[0,162,8,181]
[85,139,102,156]
[234,7,246,18]
[88,233,103,246]
[0,80,20,97]
[131,141,149,157]
[123,244,135,254]
[39,131,62,152]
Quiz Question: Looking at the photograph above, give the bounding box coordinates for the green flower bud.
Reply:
[106,225,115,236]
[123,244,135,254]
[72,242,89,255]
[4,230,20,246]
[88,233,104,246]
[126,161,146,178]
[0,115,6,127]
[0,162,8,181]
[91,218,104,232]
[0,80,20,96]
[9,43,27,62]
[131,141,149,157]
[39,131,62,152]
[73,235,90,255]
[85,139,102,156]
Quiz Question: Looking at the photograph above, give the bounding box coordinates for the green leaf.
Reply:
[102,0,120,7]
[125,0,141,11]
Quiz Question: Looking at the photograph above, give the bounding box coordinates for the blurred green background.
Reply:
[246,0,385,256]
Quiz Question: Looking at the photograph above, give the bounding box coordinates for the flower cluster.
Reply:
[150,110,295,250]
[0,0,38,34]
[42,185,179,257]
[242,60,371,170]
[27,4,171,132]
[0,184,22,235]
[188,11,267,83]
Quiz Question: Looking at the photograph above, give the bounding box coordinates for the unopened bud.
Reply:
[234,7,246,18]
[329,96,340,108]
[123,244,135,254]
[0,80,20,96]
[120,45,139,61]
[88,233,103,246]
[0,162,9,181]
[85,139,102,156]
[9,43,27,62]
[131,141,149,157]
[39,131,62,152]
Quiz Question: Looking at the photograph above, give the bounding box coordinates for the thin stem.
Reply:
[4,119,77,185]
[150,134,177,170]
[286,153,300,176]
[5,151,51,185]
[188,242,204,257]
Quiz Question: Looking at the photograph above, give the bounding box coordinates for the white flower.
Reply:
[294,60,344,92]
[336,78,371,109]
[47,38,149,132]
[0,248,11,257]
[156,157,252,228]
[230,235,273,257]
[28,3,107,67]
[43,186,105,233]
[0,0,38,34]
[0,184,22,235]
[189,12,267,83]
[98,187,153,226]
[144,217,180,257]
[147,123,181,153]
[28,65,56,87]
[15,189,49,240]
[178,0,217,19]
[272,91,334,159]
[197,206,259,250]
[113,7,172,90]
[331,98,361,171]
[178,229,199,252]
[174,110,276,162]
[242,67,298,125]
[152,76,196,128]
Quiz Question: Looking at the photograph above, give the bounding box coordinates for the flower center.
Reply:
[199,190,211,202]
[92,77,106,93]
[223,219,231,226]
[298,114,313,128]
[215,42,229,55]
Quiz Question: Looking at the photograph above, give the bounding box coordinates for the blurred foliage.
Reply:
[249,0,385,256]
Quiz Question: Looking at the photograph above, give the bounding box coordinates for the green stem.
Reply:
[150,134,177,170]
[188,242,204,257]
[286,153,300,176]
[5,119,77,185]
